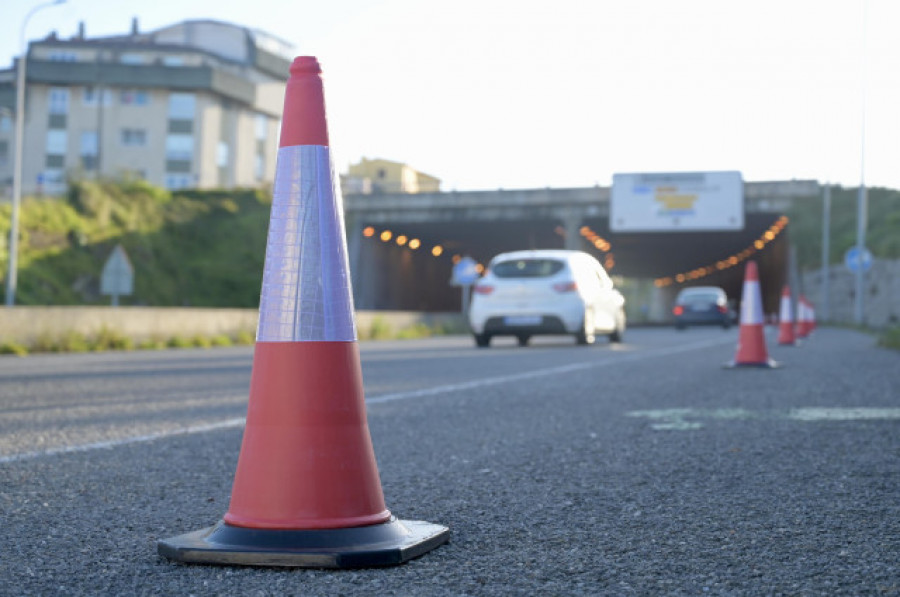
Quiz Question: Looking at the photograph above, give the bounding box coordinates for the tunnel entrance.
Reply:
[351,211,790,318]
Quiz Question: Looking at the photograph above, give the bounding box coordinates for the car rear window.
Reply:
[678,291,721,305]
[491,259,565,278]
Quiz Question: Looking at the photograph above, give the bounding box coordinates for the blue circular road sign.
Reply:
[844,246,873,273]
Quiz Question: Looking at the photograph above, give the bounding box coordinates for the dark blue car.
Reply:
[673,286,734,329]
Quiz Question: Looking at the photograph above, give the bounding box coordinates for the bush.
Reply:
[234,330,256,345]
[878,327,900,350]
[0,340,28,356]
[167,336,194,349]
[211,334,233,347]
[59,331,91,353]
[192,335,213,348]
[138,338,167,350]
[396,323,434,339]
[364,316,393,341]
[91,327,133,351]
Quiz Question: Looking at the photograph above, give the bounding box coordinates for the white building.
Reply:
[0,19,292,196]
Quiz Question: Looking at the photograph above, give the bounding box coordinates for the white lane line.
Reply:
[366,337,732,404]
[0,418,246,464]
[1,336,732,463]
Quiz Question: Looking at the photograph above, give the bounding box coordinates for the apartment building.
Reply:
[0,19,292,196]
[342,157,441,195]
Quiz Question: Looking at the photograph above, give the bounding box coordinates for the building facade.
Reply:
[342,157,441,195]
[0,19,292,196]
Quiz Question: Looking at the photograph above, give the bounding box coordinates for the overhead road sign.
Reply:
[611,171,744,232]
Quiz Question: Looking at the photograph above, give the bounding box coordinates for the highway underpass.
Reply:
[344,180,819,322]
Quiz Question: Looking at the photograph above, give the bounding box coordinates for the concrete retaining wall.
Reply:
[801,258,900,328]
[0,307,467,346]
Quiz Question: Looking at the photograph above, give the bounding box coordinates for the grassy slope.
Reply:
[787,185,900,270]
[0,180,270,307]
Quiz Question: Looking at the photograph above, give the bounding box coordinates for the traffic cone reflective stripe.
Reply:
[726,261,778,368]
[777,285,796,346]
[158,56,448,567]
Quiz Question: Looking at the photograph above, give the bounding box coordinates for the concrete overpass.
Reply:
[344,180,820,321]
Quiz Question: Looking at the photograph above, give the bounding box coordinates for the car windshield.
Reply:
[491,259,565,278]
[679,291,721,305]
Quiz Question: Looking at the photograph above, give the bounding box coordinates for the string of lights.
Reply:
[579,226,615,271]
[654,215,789,287]
[361,226,485,273]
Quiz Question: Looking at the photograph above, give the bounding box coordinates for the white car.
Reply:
[468,250,626,348]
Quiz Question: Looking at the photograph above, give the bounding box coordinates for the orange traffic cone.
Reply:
[776,285,796,346]
[158,56,449,568]
[797,294,812,339]
[725,261,779,368]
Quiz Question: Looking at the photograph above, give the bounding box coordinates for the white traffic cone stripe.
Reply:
[256,145,357,342]
[779,294,792,322]
[740,281,765,325]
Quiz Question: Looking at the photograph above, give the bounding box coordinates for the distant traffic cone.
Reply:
[725,261,779,368]
[797,295,813,338]
[777,285,796,346]
[158,56,449,568]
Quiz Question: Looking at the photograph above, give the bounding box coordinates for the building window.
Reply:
[40,169,65,193]
[121,128,147,146]
[82,87,113,107]
[165,134,193,160]
[255,154,264,181]
[165,174,192,190]
[0,140,8,167]
[46,130,67,154]
[120,89,149,106]
[80,131,98,170]
[49,52,78,62]
[48,88,69,114]
[119,53,144,65]
[255,114,267,141]
[162,56,184,67]
[167,93,195,119]
[216,142,229,167]
[0,113,11,132]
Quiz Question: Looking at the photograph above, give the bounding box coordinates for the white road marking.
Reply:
[0,418,246,464]
[366,337,731,405]
[627,407,900,430]
[2,336,732,463]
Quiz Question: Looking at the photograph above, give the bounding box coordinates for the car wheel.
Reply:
[474,333,491,348]
[575,310,595,345]
[609,310,625,343]
[516,335,530,347]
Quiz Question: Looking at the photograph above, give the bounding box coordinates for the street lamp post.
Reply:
[6,0,66,307]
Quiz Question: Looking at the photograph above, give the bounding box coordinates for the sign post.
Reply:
[101,244,134,306]
[450,256,480,314]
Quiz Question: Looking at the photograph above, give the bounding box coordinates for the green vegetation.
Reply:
[878,327,900,351]
[0,327,257,357]
[0,179,271,307]
[786,185,900,271]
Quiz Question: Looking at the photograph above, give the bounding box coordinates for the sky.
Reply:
[2,0,899,192]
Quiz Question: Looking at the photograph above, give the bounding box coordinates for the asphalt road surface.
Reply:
[0,327,897,596]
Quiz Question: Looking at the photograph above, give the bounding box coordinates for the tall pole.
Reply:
[6,0,67,307]
[853,0,869,325]
[820,183,831,322]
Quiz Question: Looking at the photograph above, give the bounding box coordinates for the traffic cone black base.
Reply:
[158,517,450,568]
[723,358,780,369]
